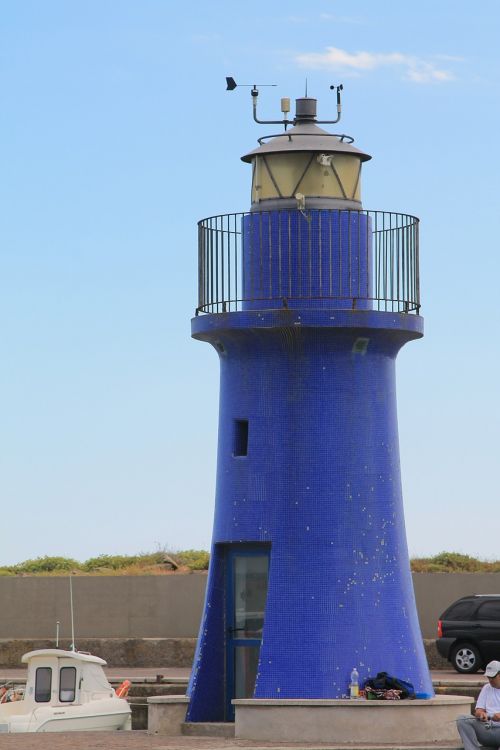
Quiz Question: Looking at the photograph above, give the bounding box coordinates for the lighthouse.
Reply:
[187,87,433,723]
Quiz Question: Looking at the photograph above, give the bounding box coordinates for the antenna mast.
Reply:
[69,576,76,652]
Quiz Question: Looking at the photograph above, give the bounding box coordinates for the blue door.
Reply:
[226,547,270,720]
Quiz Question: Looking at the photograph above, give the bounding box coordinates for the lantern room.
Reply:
[242,96,371,211]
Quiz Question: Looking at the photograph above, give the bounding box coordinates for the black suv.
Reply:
[437,595,500,673]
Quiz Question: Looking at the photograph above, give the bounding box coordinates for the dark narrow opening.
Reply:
[233,419,249,457]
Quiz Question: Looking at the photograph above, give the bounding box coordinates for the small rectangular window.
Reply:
[233,419,249,456]
[35,667,52,703]
[59,667,76,702]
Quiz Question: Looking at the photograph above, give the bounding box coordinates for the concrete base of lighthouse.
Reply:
[233,695,473,745]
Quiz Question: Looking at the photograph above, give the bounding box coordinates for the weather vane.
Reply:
[225,76,344,127]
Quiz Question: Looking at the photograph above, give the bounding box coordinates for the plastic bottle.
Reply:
[349,667,359,698]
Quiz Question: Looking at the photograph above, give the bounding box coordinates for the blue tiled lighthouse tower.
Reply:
[188,90,433,722]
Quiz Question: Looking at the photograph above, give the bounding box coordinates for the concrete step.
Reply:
[435,684,481,698]
[182,721,235,738]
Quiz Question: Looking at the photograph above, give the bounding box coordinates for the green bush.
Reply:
[431,552,481,571]
[410,551,500,573]
[13,556,82,574]
[83,554,141,571]
[0,550,213,575]
[6,549,500,575]
[176,549,210,570]
[82,551,171,571]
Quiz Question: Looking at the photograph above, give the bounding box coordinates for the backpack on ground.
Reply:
[364,671,415,700]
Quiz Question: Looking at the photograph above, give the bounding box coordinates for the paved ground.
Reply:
[0,670,476,749]
[0,734,462,750]
[0,668,488,685]
[430,670,485,685]
[0,667,190,683]
[0,666,485,684]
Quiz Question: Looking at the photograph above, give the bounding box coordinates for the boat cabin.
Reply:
[0,649,131,733]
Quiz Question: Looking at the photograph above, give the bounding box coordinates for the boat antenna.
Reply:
[56,620,60,648]
[69,576,76,652]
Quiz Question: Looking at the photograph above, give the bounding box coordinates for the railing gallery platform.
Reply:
[197,209,420,315]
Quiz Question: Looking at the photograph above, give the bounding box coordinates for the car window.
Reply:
[445,600,476,620]
[477,601,500,621]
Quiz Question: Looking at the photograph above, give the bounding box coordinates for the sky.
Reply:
[0,1,499,565]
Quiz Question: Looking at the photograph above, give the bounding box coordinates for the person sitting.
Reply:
[457,660,500,750]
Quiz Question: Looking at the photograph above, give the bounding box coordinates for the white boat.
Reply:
[0,649,131,733]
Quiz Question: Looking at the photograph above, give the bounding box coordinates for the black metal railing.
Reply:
[197,209,420,315]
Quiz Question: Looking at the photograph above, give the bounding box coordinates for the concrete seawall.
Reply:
[0,571,498,643]
[0,637,447,669]
[0,637,197,668]
[0,573,207,639]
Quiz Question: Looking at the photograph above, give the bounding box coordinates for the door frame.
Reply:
[225,544,270,720]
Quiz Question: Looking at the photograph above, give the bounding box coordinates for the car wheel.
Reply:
[451,643,482,673]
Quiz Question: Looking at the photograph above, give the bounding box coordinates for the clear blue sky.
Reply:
[1,1,499,564]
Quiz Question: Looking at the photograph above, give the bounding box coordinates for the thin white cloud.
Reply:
[433,53,465,62]
[295,46,456,83]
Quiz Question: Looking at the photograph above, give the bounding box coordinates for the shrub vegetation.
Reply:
[411,551,500,573]
[0,550,209,576]
[1,550,499,576]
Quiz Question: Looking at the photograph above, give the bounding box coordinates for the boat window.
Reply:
[35,667,52,702]
[59,667,76,702]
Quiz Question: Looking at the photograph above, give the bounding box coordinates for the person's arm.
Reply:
[475,686,489,720]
